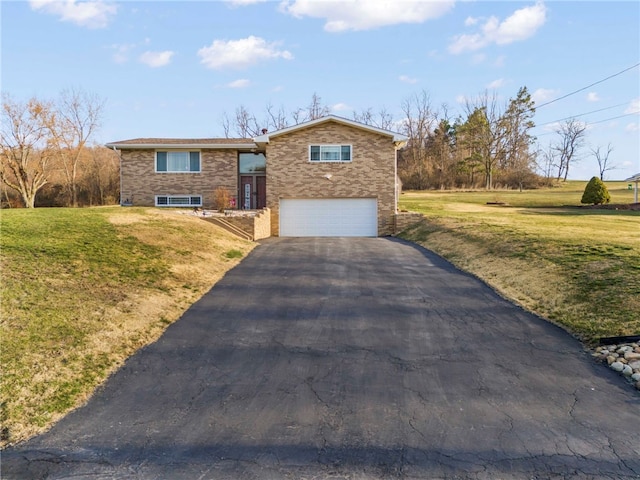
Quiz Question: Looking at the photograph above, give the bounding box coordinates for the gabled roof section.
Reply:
[105,138,256,149]
[253,115,408,146]
[625,173,640,182]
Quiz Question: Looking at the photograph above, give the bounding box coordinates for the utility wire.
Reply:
[535,63,640,109]
[533,102,630,129]
[534,111,640,136]
[586,110,639,126]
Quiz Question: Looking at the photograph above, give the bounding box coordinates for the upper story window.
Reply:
[309,145,351,163]
[156,151,201,173]
[239,152,266,173]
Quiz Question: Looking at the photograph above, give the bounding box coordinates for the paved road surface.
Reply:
[3,238,639,479]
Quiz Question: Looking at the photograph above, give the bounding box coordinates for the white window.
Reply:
[155,195,202,207]
[156,151,201,172]
[309,145,352,163]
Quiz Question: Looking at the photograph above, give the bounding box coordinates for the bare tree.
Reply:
[265,103,289,131]
[291,92,331,125]
[84,146,120,205]
[376,107,395,131]
[426,115,455,190]
[398,90,438,189]
[233,105,261,138]
[306,92,330,121]
[553,118,587,182]
[591,143,616,180]
[353,106,395,130]
[536,143,557,185]
[352,108,375,126]
[221,112,232,138]
[0,95,54,208]
[48,88,104,206]
[460,91,506,190]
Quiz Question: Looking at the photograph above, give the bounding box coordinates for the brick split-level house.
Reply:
[106,115,408,237]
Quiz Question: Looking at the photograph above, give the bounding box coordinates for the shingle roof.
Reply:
[105,137,257,149]
[253,114,408,145]
[107,137,254,146]
[625,173,640,182]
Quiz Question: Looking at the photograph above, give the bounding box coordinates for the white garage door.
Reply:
[280,198,378,237]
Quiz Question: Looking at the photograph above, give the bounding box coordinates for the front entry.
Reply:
[239,152,267,210]
[240,175,266,210]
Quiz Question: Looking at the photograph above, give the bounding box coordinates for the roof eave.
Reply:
[252,115,407,145]
[105,142,258,150]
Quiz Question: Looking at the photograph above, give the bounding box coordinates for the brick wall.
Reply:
[265,122,398,236]
[394,212,424,234]
[120,149,238,208]
[221,208,271,240]
[253,208,271,240]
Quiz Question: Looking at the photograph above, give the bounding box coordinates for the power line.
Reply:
[587,110,639,126]
[535,63,640,109]
[533,102,630,129]
[534,111,640,136]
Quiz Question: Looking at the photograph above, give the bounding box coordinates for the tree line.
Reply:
[1,89,119,208]
[220,90,604,191]
[2,88,608,208]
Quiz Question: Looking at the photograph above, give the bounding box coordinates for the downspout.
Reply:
[112,146,123,206]
[394,146,399,214]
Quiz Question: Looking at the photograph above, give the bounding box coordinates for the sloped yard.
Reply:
[1,207,254,446]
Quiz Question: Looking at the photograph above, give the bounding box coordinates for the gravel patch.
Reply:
[592,342,640,390]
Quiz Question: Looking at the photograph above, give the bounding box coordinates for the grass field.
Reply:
[0,207,254,447]
[399,181,640,344]
[2,182,638,446]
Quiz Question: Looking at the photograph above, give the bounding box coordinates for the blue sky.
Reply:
[2,0,639,180]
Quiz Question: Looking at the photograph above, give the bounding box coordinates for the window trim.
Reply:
[309,144,352,163]
[155,195,202,207]
[155,150,201,173]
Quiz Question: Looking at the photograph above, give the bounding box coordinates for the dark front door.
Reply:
[240,175,267,210]
[256,176,266,209]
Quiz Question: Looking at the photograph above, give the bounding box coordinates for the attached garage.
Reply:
[279,198,377,237]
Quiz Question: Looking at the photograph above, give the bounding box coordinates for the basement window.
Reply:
[309,145,352,163]
[155,195,202,207]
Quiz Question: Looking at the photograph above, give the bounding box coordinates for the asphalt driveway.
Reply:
[3,238,639,479]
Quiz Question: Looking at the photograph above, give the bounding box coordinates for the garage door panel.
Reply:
[280,198,377,237]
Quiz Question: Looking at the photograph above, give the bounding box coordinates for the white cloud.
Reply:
[492,2,547,45]
[586,92,600,102]
[449,2,546,54]
[450,33,484,54]
[455,94,468,104]
[139,50,174,68]
[531,88,556,104]
[198,36,293,69]
[464,16,479,27]
[227,79,251,88]
[625,123,639,133]
[280,0,454,32]
[487,78,505,89]
[111,38,154,64]
[331,103,351,112]
[29,0,117,29]
[399,75,418,84]
[625,98,640,114]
